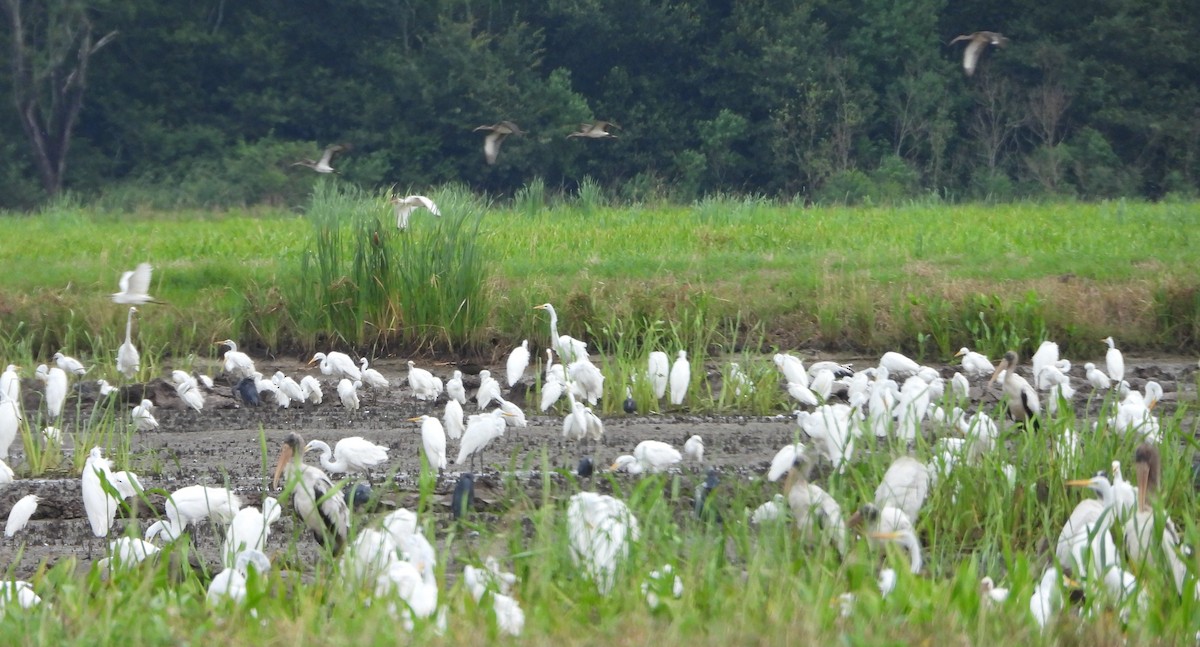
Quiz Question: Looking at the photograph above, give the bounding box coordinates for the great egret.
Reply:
[446,370,467,405]
[34,364,68,419]
[989,351,1040,429]
[305,437,390,476]
[496,398,527,428]
[337,379,361,411]
[1084,363,1111,390]
[767,442,806,482]
[116,307,140,380]
[456,409,509,468]
[223,499,282,567]
[567,491,640,594]
[773,353,809,387]
[567,120,620,139]
[669,350,690,406]
[272,372,306,408]
[291,143,349,173]
[391,195,441,230]
[476,370,502,410]
[0,458,13,485]
[0,580,41,609]
[81,447,143,537]
[0,365,19,402]
[406,361,441,401]
[440,399,464,442]
[683,435,704,463]
[506,340,530,387]
[878,351,920,378]
[1029,567,1065,629]
[300,375,323,404]
[408,415,448,471]
[171,371,205,412]
[111,262,157,304]
[310,351,360,381]
[207,549,271,607]
[980,576,1010,605]
[473,120,524,165]
[215,339,256,380]
[273,432,349,552]
[53,351,86,376]
[949,31,1008,76]
[130,399,159,431]
[648,351,670,399]
[1060,474,1121,574]
[1103,336,1125,384]
[145,485,243,542]
[953,347,993,378]
[4,494,39,537]
[358,358,389,389]
[611,440,682,474]
[874,456,931,523]
[532,303,588,364]
[568,357,605,405]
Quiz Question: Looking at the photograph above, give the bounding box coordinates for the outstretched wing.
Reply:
[484,131,504,165]
[126,263,153,298]
[962,38,986,76]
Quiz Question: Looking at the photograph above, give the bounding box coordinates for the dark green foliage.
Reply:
[1,0,1198,207]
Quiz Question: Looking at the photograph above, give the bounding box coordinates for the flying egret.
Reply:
[337,379,361,412]
[443,399,464,441]
[949,31,1008,76]
[446,370,467,405]
[81,447,142,537]
[408,415,448,471]
[532,303,588,364]
[1103,336,1125,384]
[989,351,1040,429]
[291,143,349,173]
[473,120,524,165]
[476,370,502,410]
[310,351,361,381]
[391,195,441,230]
[611,440,682,474]
[359,358,389,389]
[669,350,690,406]
[683,435,704,463]
[567,491,640,594]
[145,485,243,542]
[506,340,530,387]
[648,351,670,399]
[4,494,39,537]
[408,362,441,403]
[305,437,390,476]
[456,409,509,468]
[273,432,349,552]
[111,262,157,304]
[53,351,86,376]
[215,340,256,380]
[116,307,140,380]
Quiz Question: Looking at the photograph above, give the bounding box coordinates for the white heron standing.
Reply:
[116,307,140,380]
[669,350,690,406]
[506,340,530,387]
[305,437,390,476]
[408,415,448,471]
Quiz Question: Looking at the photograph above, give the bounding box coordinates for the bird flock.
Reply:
[0,263,1194,637]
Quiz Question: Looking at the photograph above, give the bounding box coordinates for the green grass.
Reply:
[1,194,1198,362]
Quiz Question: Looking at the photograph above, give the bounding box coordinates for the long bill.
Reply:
[987,358,1009,386]
[1064,479,1093,488]
[272,443,294,489]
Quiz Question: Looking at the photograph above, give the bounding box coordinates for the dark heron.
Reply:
[577,457,594,478]
[623,387,637,415]
[233,377,260,406]
[343,482,372,508]
[452,473,475,520]
[694,469,721,522]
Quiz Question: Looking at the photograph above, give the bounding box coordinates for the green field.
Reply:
[2,187,1199,369]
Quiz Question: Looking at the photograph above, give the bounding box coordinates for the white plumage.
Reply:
[406,361,441,401]
[442,399,464,441]
[878,351,920,378]
[476,370,502,410]
[567,492,640,595]
[1103,336,1125,383]
[767,442,805,482]
[683,435,704,463]
[612,440,682,474]
[773,353,809,387]
[53,351,87,376]
[223,498,282,567]
[217,339,257,380]
[568,358,605,405]
[874,456,930,523]
[272,371,307,408]
[34,364,68,419]
[338,378,361,411]
[0,392,21,460]
[111,262,156,305]
[172,370,205,412]
[4,494,39,537]
[300,375,324,404]
[409,415,448,470]
[0,580,42,609]
[81,447,142,537]
[446,370,467,405]
[496,398,527,428]
[648,351,670,399]
[310,351,361,381]
[145,485,243,542]
[954,347,993,377]
[116,307,140,380]
[1084,362,1111,390]
[359,358,390,389]
[668,350,690,406]
[306,437,389,475]
[456,409,508,466]
[130,399,159,431]
[506,339,530,387]
[392,194,441,230]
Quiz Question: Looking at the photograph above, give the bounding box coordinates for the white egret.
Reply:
[0,390,19,459]
[344,528,400,582]
[337,378,361,411]
[372,533,440,628]
[223,498,282,567]
[273,432,350,552]
[954,347,993,378]
[408,415,448,471]
[96,379,117,397]
[464,556,518,601]
[795,404,862,474]
[99,536,160,572]
[446,370,467,405]
[442,399,464,440]
[567,491,640,595]
[300,375,324,404]
[272,371,306,408]
[1084,363,1111,390]
[216,339,256,380]
[4,494,39,537]
[0,458,13,485]
[878,351,920,378]
[810,368,835,401]
[1030,567,1065,629]
[540,372,565,411]
[81,446,143,537]
[1039,365,1075,416]
[207,549,271,607]
[145,485,243,542]
[683,435,704,463]
[33,363,67,419]
[406,361,441,401]
[532,303,588,364]
[0,365,19,402]
[476,370,502,410]
[305,437,389,476]
[611,440,683,474]
[648,351,670,399]
[727,362,754,397]
[980,576,1010,605]
[1029,341,1059,390]
[773,353,809,388]
[874,456,931,523]
[491,593,525,637]
[750,494,788,524]
[456,409,509,467]
[989,351,1040,429]
[496,398,527,428]
[892,376,931,441]
[506,339,530,387]
[767,442,805,482]
[359,358,389,389]
[116,307,140,380]
[1060,474,1120,575]
[172,371,205,412]
[950,372,970,400]
[668,350,690,406]
[309,351,361,381]
[53,351,87,376]
[949,31,1007,77]
[391,194,441,230]
[562,399,590,444]
[568,357,605,405]
[545,348,568,383]
[1103,336,1125,384]
[1110,461,1137,520]
[130,399,159,431]
[786,381,820,407]
[111,262,157,304]
[1108,384,1161,442]
[0,581,41,609]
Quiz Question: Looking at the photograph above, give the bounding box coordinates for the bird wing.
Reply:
[413,195,440,215]
[126,263,153,297]
[319,144,349,166]
[483,131,504,165]
[962,38,986,76]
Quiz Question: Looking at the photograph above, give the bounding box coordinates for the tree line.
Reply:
[2,0,1197,209]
